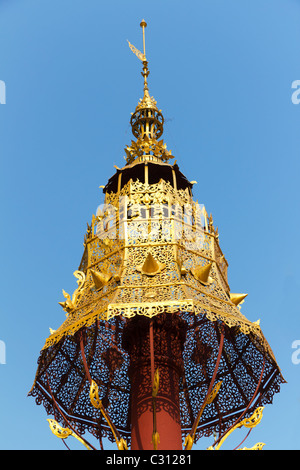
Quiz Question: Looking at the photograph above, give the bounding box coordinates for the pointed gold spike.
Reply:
[230,293,248,306]
[136,252,165,276]
[191,262,213,285]
[90,269,112,289]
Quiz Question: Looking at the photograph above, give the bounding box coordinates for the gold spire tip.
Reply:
[140,19,147,59]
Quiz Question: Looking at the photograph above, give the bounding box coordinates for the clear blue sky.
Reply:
[0,0,299,450]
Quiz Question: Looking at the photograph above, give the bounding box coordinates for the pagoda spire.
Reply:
[29,19,285,453]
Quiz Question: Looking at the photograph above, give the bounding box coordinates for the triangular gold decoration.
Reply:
[136,252,165,276]
[230,293,248,306]
[90,269,112,289]
[191,262,213,285]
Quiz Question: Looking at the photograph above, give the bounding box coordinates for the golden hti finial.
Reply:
[127,20,164,142]
[125,20,173,164]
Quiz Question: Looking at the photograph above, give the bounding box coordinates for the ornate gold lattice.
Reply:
[29,162,284,446]
[42,176,268,356]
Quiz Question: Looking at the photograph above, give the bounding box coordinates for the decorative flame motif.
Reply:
[127,40,146,62]
[58,270,86,315]
[125,136,173,165]
[208,406,265,451]
[89,380,128,450]
[47,419,92,450]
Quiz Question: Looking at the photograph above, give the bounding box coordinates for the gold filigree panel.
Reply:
[45,179,262,351]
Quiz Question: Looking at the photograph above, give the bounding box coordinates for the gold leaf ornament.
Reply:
[47,419,92,450]
[241,406,264,429]
[208,406,265,450]
[47,419,72,439]
[89,380,102,409]
[89,381,128,451]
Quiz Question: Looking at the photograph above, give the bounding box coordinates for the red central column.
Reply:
[123,314,187,450]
